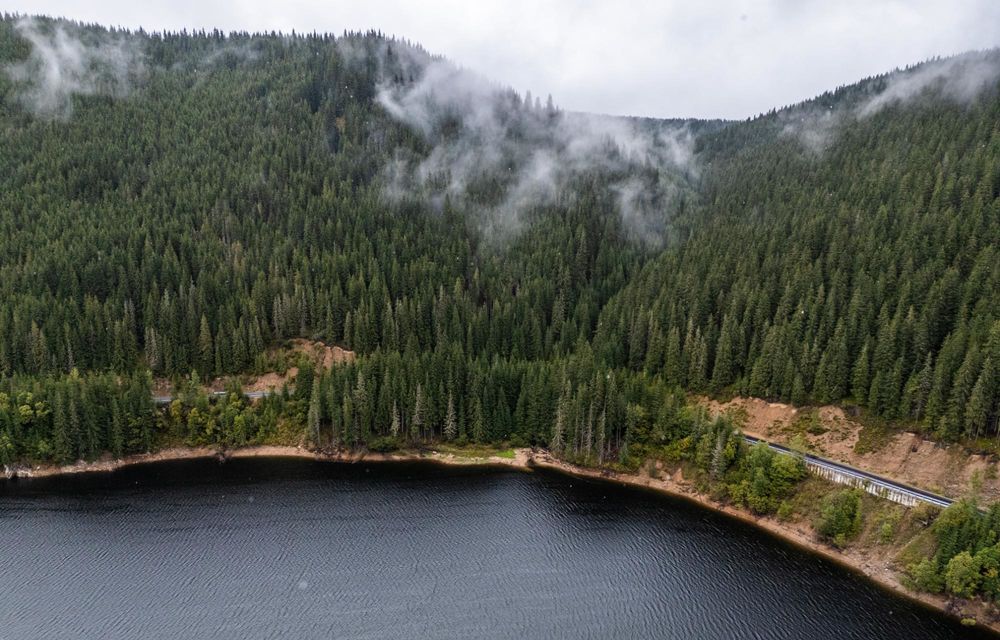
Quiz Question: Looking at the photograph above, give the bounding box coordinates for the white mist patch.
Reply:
[782,50,1000,154]
[857,52,1000,118]
[780,106,841,155]
[371,47,696,246]
[5,18,145,119]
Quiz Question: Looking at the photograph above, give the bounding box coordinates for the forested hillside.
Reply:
[0,15,682,463]
[0,15,997,471]
[598,55,1000,443]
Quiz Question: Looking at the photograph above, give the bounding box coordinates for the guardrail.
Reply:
[743,435,953,509]
[152,390,273,405]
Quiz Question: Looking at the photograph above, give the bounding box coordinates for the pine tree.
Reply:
[198,315,214,376]
[711,315,737,391]
[851,341,871,402]
[353,370,369,442]
[144,326,161,373]
[110,398,124,458]
[663,326,682,386]
[471,396,486,443]
[51,389,70,464]
[550,380,570,454]
[687,331,709,390]
[595,407,606,463]
[410,384,425,442]
[814,323,848,403]
[341,394,354,446]
[444,391,457,441]
[390,400,401,438]
[941,349,982,439]
[307,375,323,445]
[966,358,996,440]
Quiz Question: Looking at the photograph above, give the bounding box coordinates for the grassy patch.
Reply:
[785,476,834,522]
[434,443,515,459]
[799,410,828,435]
[895,527,938,569]
[854,497,904,548]
[780,409,827,440]
[722,405,749,430]
[853,415,894,454]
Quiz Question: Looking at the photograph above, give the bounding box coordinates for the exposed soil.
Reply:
[289,338,355,369]
[14,444,527,479]
[703,396,1000,503]
[241,339,355,393]
[153,340,356,397]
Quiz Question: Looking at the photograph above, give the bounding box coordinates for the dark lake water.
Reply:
[0,458,990,639]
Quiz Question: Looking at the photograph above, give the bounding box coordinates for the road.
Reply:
[152,390,273,405]
[744,435,954,509]
[143,392,956,510]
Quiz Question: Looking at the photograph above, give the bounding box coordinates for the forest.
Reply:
[0,16,997,495]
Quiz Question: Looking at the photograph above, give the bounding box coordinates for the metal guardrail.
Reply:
[152,390,273,405]
[145,396,962,509]
[743,435,953,509]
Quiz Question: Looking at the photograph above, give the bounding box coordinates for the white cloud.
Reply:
[8,0,1000,118]
[5,17,144,118]
[371,48,695,244]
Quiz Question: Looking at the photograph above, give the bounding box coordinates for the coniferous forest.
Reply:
[0,14,997,480]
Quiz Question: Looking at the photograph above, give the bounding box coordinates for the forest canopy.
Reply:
[0,14,997,467]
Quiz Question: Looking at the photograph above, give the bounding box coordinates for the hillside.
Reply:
[0,15,685,460]
[1,16,993,456]
[0,12,997,471]
[2,14,1000,613]
[597,51,1000,444]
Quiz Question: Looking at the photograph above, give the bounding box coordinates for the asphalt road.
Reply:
[744,435,953,508]
[152,390,272,405]
[144,392,956,510]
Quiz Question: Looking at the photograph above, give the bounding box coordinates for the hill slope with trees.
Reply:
[0,15,996,473]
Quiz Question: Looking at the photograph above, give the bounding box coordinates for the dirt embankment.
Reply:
[13,444,528,479]
[242,339,355,393]
[154,339,356,397]
[703,396,1000,502]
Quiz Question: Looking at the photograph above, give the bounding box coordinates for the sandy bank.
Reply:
[5,445,994,633]
[7,444,531,479]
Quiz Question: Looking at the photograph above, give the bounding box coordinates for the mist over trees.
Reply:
[0,14,997,468]
[599,72,1000,443]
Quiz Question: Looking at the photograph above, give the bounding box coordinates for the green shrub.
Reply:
[908,557,944,593]
[727,442,807,515]
[816,488,863,547]
[945,551,982,599]
[367,436,400,453]
[975,544,1000,600]
[776,500,794,521]
[876,508,902,544]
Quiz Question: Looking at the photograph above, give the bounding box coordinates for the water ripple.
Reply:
[0,458,988,640]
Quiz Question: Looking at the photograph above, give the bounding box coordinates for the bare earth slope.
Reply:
[704,396,999,502]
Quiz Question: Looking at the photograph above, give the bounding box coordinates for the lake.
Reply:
[0,457,989,639]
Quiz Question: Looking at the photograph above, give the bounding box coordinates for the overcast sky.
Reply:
[9,1,1000,119]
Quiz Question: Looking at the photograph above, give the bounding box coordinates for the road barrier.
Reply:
[743,435,952,509]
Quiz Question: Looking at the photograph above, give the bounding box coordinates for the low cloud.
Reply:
[369,42,697,246]
[783,49,1000,153]
[4,17,145,119]
[857,50,1000,117]
[780,105,841,155]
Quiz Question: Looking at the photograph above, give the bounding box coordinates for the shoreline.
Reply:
[4,444,534,479]
[5,444,995,634]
